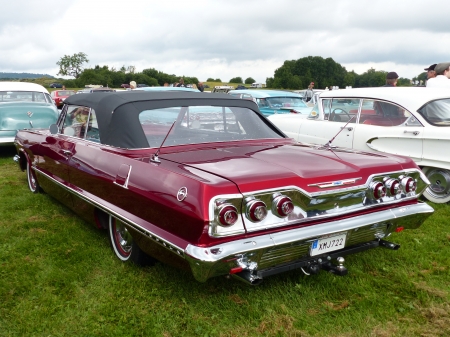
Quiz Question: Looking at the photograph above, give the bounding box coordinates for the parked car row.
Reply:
[13,89,433,285]
[268,87,450,203]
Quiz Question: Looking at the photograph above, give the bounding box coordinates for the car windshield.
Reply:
[138,105,283,148]
[417,98,450,126]
[0,91,47,102]
[262,97,307,108]
[58,91,76,96]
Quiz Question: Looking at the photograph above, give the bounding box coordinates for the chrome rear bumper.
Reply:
[185,202,433,283]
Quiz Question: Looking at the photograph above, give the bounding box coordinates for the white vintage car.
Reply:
[268,87,450,203]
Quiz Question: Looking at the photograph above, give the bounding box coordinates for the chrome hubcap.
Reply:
[114,220,133,255]
[426,169,450,199]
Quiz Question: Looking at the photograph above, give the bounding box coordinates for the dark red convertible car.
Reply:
[13,91,433,284]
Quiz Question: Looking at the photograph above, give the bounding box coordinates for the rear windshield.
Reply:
[417,98,450,126]
[0,91,47,102]
[138,105,283,148]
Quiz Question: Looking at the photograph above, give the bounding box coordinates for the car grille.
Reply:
[257,223,388,270]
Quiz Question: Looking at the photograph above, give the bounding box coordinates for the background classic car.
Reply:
[50,89,76,108]
[0,82,58,146]
[268,87,450,204]
[228,89,312,116]
[14,91,433,284]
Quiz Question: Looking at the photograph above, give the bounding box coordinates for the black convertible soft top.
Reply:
[64,91,266,148]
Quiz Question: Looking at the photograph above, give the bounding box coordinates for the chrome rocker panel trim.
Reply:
[33,166,186,256]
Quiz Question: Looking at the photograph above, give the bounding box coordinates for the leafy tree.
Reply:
[417,72,427,85]
[355,68,386,87]
[229,77,243,83]
[56,52,89,79]
[244,77,255,84]
[207,78,215,82]
[397,77,412,87]
[215,78,221,82]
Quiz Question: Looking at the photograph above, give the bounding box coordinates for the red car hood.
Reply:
[162,142,415,193]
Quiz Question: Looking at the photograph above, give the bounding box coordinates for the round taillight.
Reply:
[272,193,294,217]
[217,204,239,227]
[369,181,386,199]
[245,198,267,222]
[384,178,401,196]
[400,176,417,193]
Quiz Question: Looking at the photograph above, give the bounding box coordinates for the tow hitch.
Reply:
[378,239,400,250]
[322,257,348,276]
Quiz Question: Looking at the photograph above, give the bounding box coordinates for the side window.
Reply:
[308,101,321,119]
[62,106,92,139]
[45,93,53,104]
[360,99,409,126]
[328,99,359,123]
[417,98,450,126]
[322,99,332,120]
[85,109,100,142]
[256,98,269,108]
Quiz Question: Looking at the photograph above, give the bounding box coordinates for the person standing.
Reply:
[197,82,204,92]
[426,62,450,88]
[129,81,136,90]
[424,64,437,81]
[176,78,186,87]
[382,72,399,87]
[305,82,314,102]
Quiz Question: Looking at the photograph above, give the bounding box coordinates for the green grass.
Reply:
[0,147,449,337]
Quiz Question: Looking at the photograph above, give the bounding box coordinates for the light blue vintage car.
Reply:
[227,89,312,116]
[1,82,58,146]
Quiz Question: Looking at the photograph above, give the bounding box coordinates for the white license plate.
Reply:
[310,232,347,256]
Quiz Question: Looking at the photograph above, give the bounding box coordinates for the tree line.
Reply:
[54,53,424,89]
[266,56,415,89]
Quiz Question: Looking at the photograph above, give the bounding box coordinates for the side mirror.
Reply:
[49,124,59,134]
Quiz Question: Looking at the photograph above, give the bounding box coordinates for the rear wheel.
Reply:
[27,161,40,193]
[422,167,450,203]
[108,215,155,266]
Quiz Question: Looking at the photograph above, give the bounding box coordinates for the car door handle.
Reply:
[404,130,420,136]
[61,150,73,156]
[340,127,353,131]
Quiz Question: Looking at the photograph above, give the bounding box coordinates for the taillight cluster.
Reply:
[244,193,294,223]
[216,193,294,227]
[369,175,417,200]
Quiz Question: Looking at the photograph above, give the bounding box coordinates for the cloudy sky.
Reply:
[1,0,449,84]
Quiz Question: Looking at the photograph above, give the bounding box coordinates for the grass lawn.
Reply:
[0,146,449,337]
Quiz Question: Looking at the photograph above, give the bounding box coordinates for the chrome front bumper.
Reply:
[185,202,433,283]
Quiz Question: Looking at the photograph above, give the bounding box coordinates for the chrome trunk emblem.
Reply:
[308,177,362,188]
[177,187,188,201]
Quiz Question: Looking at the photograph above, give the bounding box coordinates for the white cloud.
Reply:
[1,0,449,83]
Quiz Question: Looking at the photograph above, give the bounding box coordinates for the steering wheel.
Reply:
[330,108,351,122]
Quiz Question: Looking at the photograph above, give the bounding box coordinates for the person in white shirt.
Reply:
[426,62,450,87]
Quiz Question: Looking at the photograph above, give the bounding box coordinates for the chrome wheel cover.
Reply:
[111,218,133,259]
[424,168,450,201]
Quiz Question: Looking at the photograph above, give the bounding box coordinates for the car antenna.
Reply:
[151,121,176,163]
[325,114,356,148]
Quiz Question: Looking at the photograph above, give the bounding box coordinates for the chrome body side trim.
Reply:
[34,167,185,256]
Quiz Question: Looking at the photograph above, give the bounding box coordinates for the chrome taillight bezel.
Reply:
[369,181,387,200]
[400,176,417,193]
[217,204,239,227]
[272,193,294,218]
[384,178,401,196]
[245,197,268,222]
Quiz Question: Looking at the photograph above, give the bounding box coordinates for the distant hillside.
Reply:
[0,72,54,79]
